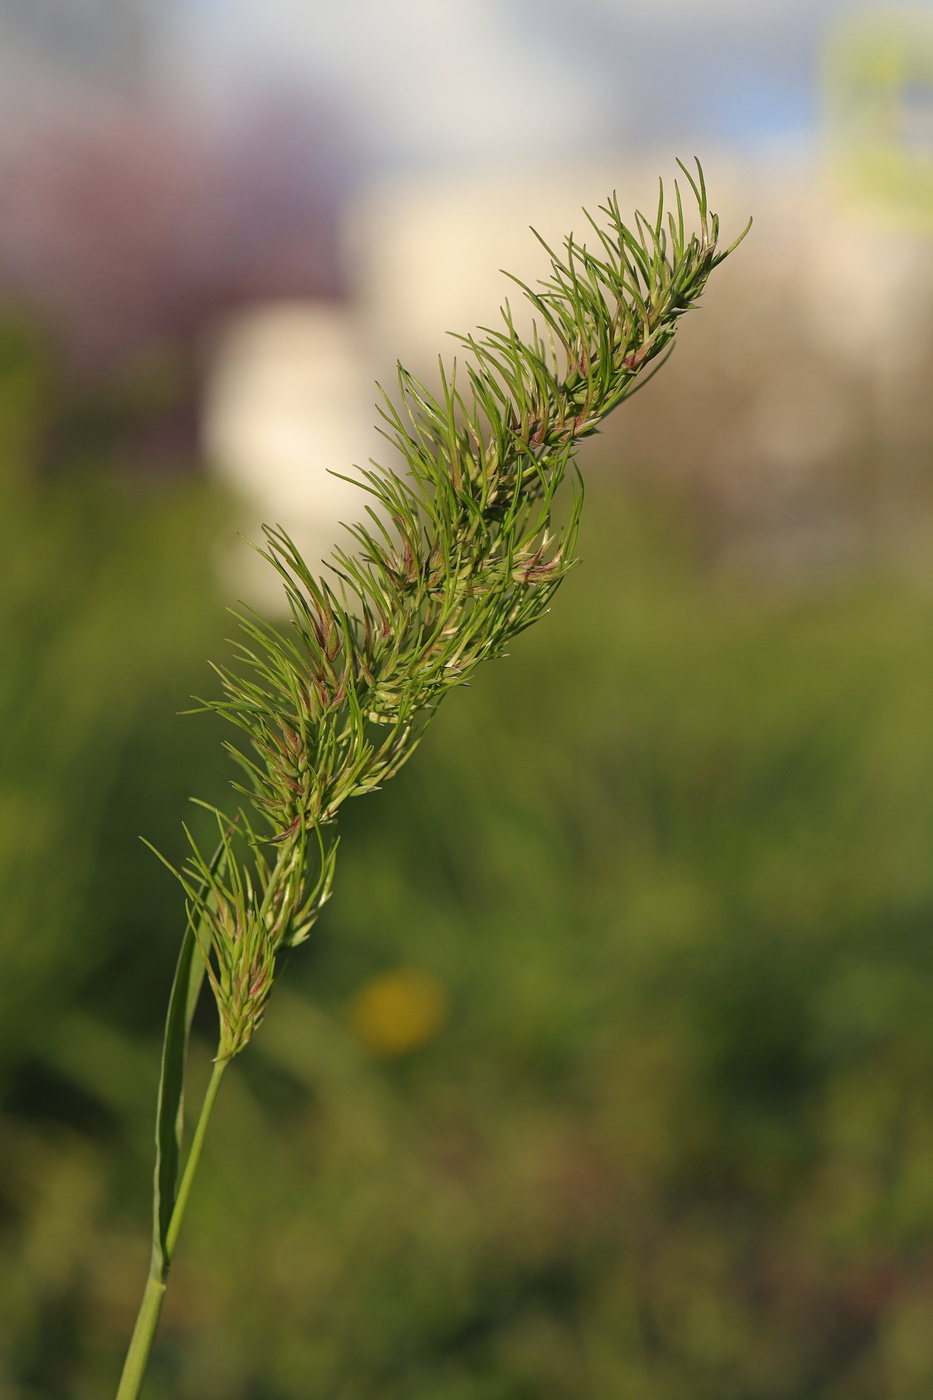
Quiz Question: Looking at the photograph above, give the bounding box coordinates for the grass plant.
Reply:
[114,163,746,1395]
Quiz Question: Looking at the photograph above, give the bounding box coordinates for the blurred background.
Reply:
[5,1,933,1396]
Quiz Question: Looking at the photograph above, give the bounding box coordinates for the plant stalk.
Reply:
[115,1057,227,1400]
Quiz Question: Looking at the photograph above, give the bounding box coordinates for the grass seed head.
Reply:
[172,162,748,1058]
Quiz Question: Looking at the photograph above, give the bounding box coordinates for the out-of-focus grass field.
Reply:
[6,313,933,1399]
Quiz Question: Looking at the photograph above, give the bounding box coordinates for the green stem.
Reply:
[166,1058,226,1260]
[114,1273,166,1400]
[115,1057,227,1400]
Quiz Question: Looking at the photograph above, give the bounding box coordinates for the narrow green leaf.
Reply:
[152,919,204,1278]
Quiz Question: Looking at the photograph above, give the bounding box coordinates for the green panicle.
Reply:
[169,160,748,1064]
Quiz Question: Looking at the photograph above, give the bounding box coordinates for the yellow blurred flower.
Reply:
[349,968,449,1057]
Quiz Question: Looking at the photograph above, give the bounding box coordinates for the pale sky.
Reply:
[168,0,610,163]
[163,0,933,167]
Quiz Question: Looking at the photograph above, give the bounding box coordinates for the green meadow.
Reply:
[5,313,933,1398]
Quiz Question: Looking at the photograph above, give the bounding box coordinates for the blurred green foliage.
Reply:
[4,311,933,1398]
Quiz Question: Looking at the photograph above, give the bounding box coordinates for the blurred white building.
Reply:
[204,302,380,607]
